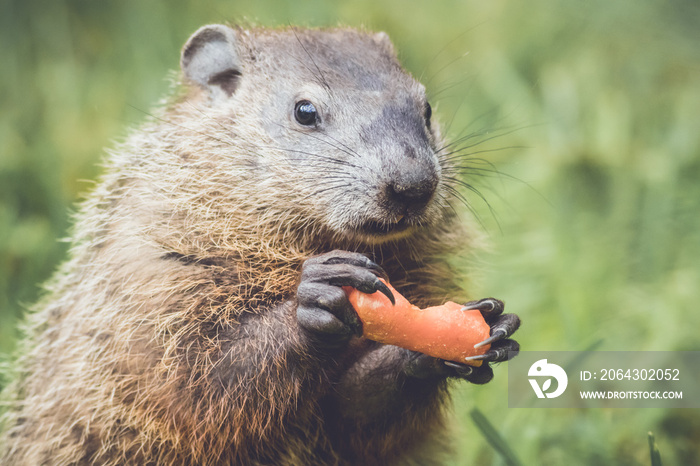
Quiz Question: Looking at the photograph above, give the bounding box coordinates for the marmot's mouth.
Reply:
[359,216,412,236]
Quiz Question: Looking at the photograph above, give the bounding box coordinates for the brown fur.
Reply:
[0,25,479,465]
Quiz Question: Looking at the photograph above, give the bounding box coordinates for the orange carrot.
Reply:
[343,279,491,366]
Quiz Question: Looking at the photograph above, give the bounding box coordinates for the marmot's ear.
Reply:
[181,24,241,98]
[372,31,395,55]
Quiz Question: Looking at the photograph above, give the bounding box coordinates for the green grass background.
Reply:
[1,0,699,464]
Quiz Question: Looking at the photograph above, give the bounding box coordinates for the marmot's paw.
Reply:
[445,298,520,384]
[296,250,391,349]
[404,298,520,384]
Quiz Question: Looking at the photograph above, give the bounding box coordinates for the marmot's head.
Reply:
[177,25,454,246]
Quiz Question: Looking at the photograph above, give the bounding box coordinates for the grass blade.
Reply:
[470,408,523,466]
[648,432,663,466]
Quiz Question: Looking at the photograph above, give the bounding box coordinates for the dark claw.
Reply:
[444,361,474,377]
[444,360,493,384]
[474,329,507,349]
[462,298,505,317]
[343,277,394,305]
[346,275,395,305]
[320,253,389,281]
[465,339,520,363]
[490,313,520,339]
[312,251,394,304]
[463,354,490,362]
[321,269,395,305]
[374,278,395,305]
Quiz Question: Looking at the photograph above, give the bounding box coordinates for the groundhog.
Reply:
[0,24,520,465]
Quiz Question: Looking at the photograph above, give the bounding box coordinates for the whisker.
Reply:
[272,122,361,161]
[290,26,333,98]
[420,20,488,86]
[442,183,487,231]
[443,176,502,232]
[439,146,526,163]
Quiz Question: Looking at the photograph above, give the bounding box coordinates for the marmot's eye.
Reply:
[424,102,432,129]
[294,100,318,126]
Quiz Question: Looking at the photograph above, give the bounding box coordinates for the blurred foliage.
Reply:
[1,0,699,464]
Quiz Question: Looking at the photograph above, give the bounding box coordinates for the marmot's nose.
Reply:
[386,172,438,211]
